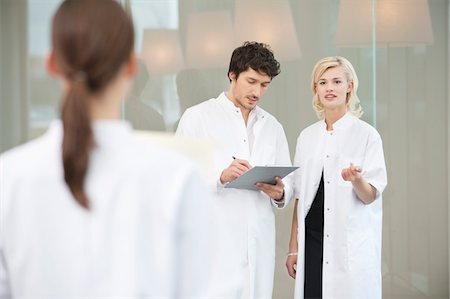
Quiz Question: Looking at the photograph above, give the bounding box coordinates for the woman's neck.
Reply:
[89,75,130,120]
[324,108,347,131]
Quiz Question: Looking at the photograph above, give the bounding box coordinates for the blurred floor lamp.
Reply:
[336,0,433,48]
[335,0,433,127]
[185,11,234,69]
[234,0,301,61]
[140,29,184,75]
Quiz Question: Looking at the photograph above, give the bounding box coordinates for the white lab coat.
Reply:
[176,92,293,298]
[292,113,387,299]
[0,120,213,298]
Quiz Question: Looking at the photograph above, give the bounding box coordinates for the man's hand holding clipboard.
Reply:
[221,157,298,202]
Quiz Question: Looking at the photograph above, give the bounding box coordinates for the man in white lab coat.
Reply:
[176,41,293,298]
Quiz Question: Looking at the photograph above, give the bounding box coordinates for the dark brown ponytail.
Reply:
[61,79,93,208]
[52,0,134,208]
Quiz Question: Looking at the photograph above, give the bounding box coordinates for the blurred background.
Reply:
[0,0,448,297]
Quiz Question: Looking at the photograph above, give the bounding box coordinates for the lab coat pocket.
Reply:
[338,155,364,187]
[347,229,376,272]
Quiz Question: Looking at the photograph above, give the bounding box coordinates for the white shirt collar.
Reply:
[320,112,354,131]
[217,91,265,121]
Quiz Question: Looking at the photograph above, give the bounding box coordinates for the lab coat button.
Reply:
[326,154,329,158]
[327,181,330,184]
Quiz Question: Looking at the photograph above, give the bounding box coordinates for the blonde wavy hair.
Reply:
[311,56,363,119]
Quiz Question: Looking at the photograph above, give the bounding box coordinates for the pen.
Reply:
[232,156,236,160]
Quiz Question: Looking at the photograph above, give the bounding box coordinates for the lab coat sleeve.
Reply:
[363,131,387,198]
[176,108,202,138]
[271,122,293,209]
[292,133,303,200]
[177,107,230,194]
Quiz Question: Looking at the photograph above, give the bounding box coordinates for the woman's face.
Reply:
[316,66,352,114]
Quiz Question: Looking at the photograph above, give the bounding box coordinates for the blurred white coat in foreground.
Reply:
[0,120,220,298]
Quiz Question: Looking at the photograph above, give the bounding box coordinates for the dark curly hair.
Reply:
[227,41,280,82]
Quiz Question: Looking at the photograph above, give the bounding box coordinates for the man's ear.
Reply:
[46,51,60,77]
[229,71,236,82]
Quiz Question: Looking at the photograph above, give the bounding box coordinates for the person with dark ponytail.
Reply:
[0,0,213,297]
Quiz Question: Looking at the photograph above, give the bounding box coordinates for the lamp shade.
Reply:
[185,11,234,69]
[336,0,434,47]
[234,0,301,61]
[140,29,183,74]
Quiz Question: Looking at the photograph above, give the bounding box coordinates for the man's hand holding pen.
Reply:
[220,156,252,184]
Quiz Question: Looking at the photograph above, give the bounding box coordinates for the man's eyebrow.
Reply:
[245,75,271,84]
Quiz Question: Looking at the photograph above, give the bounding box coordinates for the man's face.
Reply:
[228,68,271,112]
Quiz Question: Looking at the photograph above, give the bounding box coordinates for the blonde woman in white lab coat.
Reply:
[286,56,387,299]
[0,0,212,297]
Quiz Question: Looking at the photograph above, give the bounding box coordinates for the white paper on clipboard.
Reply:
[224,166,298,191]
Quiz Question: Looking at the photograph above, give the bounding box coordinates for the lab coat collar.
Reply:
[47,119,133,147]
[218,92,266,121]
[91,120,133,145]
[320,112,354,131]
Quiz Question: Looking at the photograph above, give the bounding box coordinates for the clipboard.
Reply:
[224,166,298,191]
